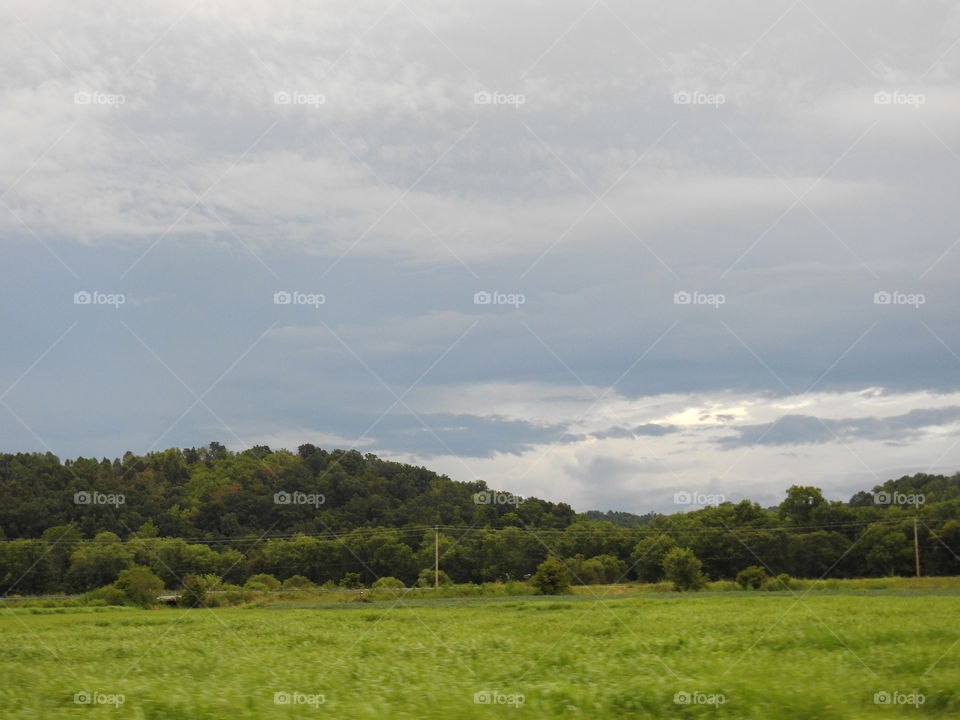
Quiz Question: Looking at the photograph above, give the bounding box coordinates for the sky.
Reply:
[2,0,959,513]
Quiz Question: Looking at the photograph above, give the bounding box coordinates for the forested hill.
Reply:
[4,446,960,593]
[2,443,960,543]
[0,444,576,539]
[582,510,658,527]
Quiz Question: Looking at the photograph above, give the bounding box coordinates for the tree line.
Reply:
[1,444,959,595]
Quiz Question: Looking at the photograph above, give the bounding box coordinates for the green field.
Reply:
[4,590,959,718]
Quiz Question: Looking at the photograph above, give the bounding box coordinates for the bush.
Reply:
[101,585,129,606]
[282,575,314,590]
[564,554,628,585]
[340,573,364,589]
[736,566,768,590]
[708,580,740,592]
[530,557,571,595]
[372,577,405,590]
[245,573,281,590]
[113,565,165,607]
[180,573,222,607]
[416,568,452,587]
[763,573,795,592]
[662,547,707,591]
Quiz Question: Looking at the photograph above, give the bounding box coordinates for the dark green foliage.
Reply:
[0,447,575,539]
[180,573,221,607]
[0,447,959,595]
[736,565,767,590]
[340,572,363,589]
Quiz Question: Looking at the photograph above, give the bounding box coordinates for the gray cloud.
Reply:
[2,0,960,511]
[718,407,960,449]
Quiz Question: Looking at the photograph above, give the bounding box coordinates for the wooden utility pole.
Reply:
[913,517,921,578]
[434,526,439,587]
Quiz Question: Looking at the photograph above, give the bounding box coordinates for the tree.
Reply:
[65,532,133,591]
[735,565,767,590]
[530,557,571,595]
[662,547,707,591]
[113,565,165,607]
[630,534,677,582]
[340,572,363,589]
[779,485,826,525]
[565,554,626,585]
[180,573,221,607]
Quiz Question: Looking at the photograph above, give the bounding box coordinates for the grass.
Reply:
[2,588,959,718]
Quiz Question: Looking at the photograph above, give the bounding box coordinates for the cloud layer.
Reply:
[2,0,959,511]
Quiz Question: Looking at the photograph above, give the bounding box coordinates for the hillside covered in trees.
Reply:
[1,444,960,595]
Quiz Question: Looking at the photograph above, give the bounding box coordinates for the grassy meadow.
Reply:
[3,584,960,718]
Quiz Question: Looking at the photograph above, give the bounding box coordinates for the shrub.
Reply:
[662,547,707,591]
[282,575,314,590]
[245,573,281,590]
[762,573,795,592]
[736,566,768,590]
[102,585,129,606]
[113,565,165,607]
[416,568,452,587]
[530,557,571,595]
[180,573,222,607]
[372,577,405,590]
[340,573,364,589]
[564,554,628,585]
[709,580,740,592]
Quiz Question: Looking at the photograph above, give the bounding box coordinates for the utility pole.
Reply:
[914,517,921,578]
[434,526,439,587]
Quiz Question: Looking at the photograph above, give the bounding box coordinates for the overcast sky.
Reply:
[2,0,959,513]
